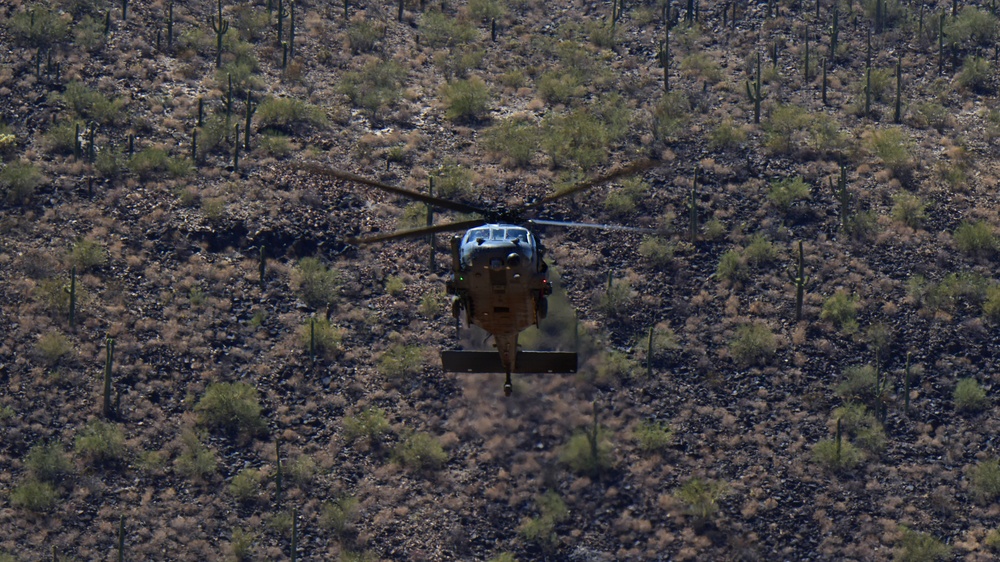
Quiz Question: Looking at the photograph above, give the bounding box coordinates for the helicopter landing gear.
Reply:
[537,296,548,320]
[504,372,512,397]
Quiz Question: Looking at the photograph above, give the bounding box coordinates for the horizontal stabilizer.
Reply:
[441,351,577,374]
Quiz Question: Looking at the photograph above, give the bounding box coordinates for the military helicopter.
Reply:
[299,160,657,395]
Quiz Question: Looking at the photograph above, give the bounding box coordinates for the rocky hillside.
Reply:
[3,0,1000,560]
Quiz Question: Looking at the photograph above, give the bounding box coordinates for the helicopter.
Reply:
[299,160,657,396]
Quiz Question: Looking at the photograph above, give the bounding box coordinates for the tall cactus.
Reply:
[688,169,699,242]
[211,0,229,69]
[831,165,850,231]
[746,52,765,124]
[787,241,810,321]
[103,336,115,419]
[117,514,126,562]
[894,57,902,123]
[244,91,256,151]
[67,266,77,330]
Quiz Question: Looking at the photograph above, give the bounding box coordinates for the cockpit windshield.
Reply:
[460,225,534,267]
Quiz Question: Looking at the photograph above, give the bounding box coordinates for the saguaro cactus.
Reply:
[688,169,699,242]
[746,52,765,124]
[831,165,850,231]
[894,57,902,123]
[244,91,256,151]
[787,241,810,321]
[211,0,229,68]
[103,336,115,418]
[67,266,77,329]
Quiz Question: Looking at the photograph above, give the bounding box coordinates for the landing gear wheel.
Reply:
[538,297,548,320]
[504,372,512,397]
[451,299,462,319]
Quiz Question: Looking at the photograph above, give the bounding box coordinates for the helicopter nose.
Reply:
[506,252,522,268]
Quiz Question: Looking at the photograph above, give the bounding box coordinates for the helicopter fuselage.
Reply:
[446,224,551,389]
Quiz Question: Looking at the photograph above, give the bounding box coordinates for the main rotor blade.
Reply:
[527,159,659,209]
[528,219,659,234]
[297,162,488,216]
[347,218,487,245]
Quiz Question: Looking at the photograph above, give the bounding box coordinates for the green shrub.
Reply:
[36,331,72,367]
[320,495,360,536]
[70,238,106,270]
[75,419,127,466]
[59,81,127,125]
[343,406,391,444]
[653,91,691,140]
[230,526,256,561]
[441,76,491,122]
[743,234,778,267]
[862,0,907,28]
[673,478,730,520]
[954,377,988,413]
[821,290,859,333]
[895,526,952,562]
[433,163,476,199]
[891,193,927,229]
[300,317,344,359]
[195,382,266,439]
[970,459,1000,503]
[258,133,293,158]
[729,323,777,367]
[598,278,633,316]
[956,56,993,92]
[866,127,913,174]
[911,101,950,131]
[128,148,190,179]
[925,272,992,311]
[10,479,58,512]
[41,121,82,155]
[342,61,406,120]
[680,52,724,83]
[394,432,448,472]
[419,10,478,47]
[845,210,880,242]
[638,236,674,267]
[835,364,879,401]
[768,176,811,213]
[812,438,864,471]
[764,103,810,154]
[832,403,886,453]
[228,468,262,504]
[378,344,424,378]
[560,425,615,477]
[983,286,1000,322]
[174,430,218,480]
[469,0,506,20]
[708,119,747,149]
[347,20,382,53]
[1,161,43,204]
[481,117,539,167]
[518,490,569,547]
[632,420,674,453]
[541,108,610,169]
[944,7,997,51]
[256,97,328,132]
[953,220,997,258]
[985,527,1000,551]
[587,20,617,48]
[293,257,340,309]
[25,442,72,484]
[9,5,70,48]
[716,249,748,282]
[535,69,582,104]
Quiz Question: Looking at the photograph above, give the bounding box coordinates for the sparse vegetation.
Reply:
[195,382,266,439]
